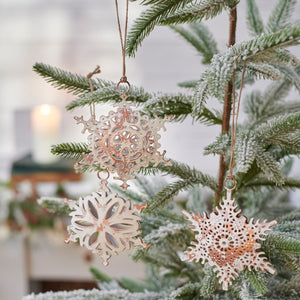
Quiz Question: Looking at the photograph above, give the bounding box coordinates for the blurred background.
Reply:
[0,0,299,299]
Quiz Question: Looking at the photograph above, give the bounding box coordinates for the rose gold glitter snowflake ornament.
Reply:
[75,86,172,190]
[182,179,277,290]
[65,172,148,266]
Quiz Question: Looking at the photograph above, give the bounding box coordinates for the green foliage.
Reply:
[127,0,193,56]
[266,0,296,33]
[196,26,300,100]
[160,0,237,26]
[51,142,90,160]
[244,269,268,296]
[200,266,218,297]
[170,23,218,64]
[66,85,151,110]
[38,197,72,215]
[262,233,300,254]
[246,0,264,36]
[90,266,112,283]
[33,62,110,95]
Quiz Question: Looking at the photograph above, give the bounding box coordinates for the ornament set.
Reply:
[64,0,277,290]
[65,0,170,266]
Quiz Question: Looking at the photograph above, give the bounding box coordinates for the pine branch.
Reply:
[200,266,218,297]
[245,62,281,80]
[170,283,201,299]
[37,197,72,215]
[277,210,300,222]
[144,179,198,212]
[204,26,300,100]
[160,0,235,26]
[245,177,300,189]
[204,133,230,156]
[245,270,268,296]
[271,49,299,67]
[89,266,112,283]
[143,223,192,247]
[262,233,300,254]
[126,0,193,57]
[51,142,89,160]
[236,132,258,173]
[23,289,166,300]
[141,160,218,190]
[252,102,300,126]
[33,63,111,95]
[192,72,209,115]
[66,85,151,110]
[169,24,215,64]
[246,0,264,37]
[266,0,296,33]
[273,64,300,91]
[190,22,219,58]
[255,145,284,185]
[255,111,300,142]
[143,93,193,122]
[178,80,198,89]
[259,64,300,116]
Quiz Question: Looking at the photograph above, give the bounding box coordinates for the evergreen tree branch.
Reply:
[170,283,201,299]
[246,0,264,37]
[126,0,193,57]
[160,0,237,26]
[38,197,72,215]
[244,269,268,296]
[169,24,215,64]
[204,26,300,100]
[245,177,300,189]
[266,0,296,33]
[245,62,281,80]
[51,142,90,160]
[66,85,151,110]
[200,266,218,297]
[178,80,198,89]
[141,160,218,190]
[33,63,111,95]
[190,23,219,59]
[255,111,300,142]
[262,233,300,254]
[144,179,199,213]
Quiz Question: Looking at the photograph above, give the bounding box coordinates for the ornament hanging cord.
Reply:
[115,0,130,90]
[224,56,247,191]
[87,65,101,119]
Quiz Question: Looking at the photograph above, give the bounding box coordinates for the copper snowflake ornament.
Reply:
[182,190,277,290]
[75,93,172,190]
[65,184,148,266]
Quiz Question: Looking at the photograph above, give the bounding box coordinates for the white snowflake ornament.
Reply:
[75,91,172,190]
[182,190,277,290]
[65,182,148,266]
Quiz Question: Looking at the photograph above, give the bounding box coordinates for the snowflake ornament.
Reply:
[75,92,172,190]
[65,183,148,266]
[182,190,277,290]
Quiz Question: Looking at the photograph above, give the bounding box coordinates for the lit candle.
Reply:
[31,104,61,164]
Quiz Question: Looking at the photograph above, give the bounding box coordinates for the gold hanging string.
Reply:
[225,57,247,189]
[87,65,101,119]
[114,0,130,89]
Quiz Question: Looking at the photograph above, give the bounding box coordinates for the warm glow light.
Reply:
[40,104,51,115]
[31,104,61,163]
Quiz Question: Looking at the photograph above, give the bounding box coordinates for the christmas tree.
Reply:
[25,0,300,299]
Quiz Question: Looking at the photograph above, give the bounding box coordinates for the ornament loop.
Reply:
[116,80,130,94]
[97,170,110,181]
[223,175,237,191]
